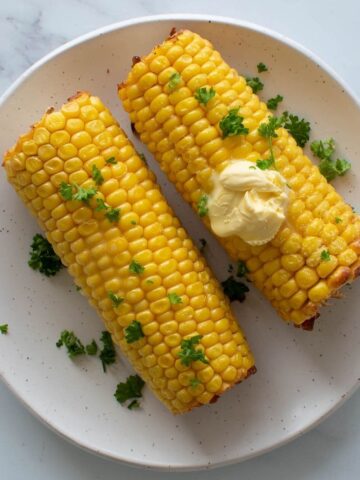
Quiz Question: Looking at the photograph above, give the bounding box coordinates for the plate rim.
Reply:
[1,13,360,471]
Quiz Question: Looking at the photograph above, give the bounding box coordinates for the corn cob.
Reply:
[3,92,255,413]
[119,29,360,330]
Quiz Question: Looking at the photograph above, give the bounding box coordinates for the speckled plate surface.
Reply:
[0,14,360,471]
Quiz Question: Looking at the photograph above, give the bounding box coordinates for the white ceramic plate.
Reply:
[1,14,360,471]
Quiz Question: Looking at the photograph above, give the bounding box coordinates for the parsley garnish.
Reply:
[91,165,104,185]
[189,377,201,388]
[99,331,116,372]
[145,279,154,285]
[130,220,137,225]
[129,260,145,275]
[128,399,140,410]
[168,293,183,305]
[168,72,181,90]
[108,291,124,307]
[320,250,331,262]
[95,199,120,223]
[221,276,249,302]
[56,330,85,358]
[335,217,342,224]
[139,153,147,165]
[178,335,209,367]
[59,182,97,203]
[197,194,208,217]
[106,157,117,164]
[266,94,283,111]
[114,374,145,407]
[219,108,249,138]
[256,157,274,170]
[237,261,249,278]
[257,62,268,73]
[195,87,216,106]
[199,238,207,253]
[124,320,144,344]
[28,234,63,277]
[85,340,98,355]
[282,111,310,147]
[310,138,351,182]
[0,324,8,335]
[246,76,264,93]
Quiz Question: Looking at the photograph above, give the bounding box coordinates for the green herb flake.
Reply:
[106,157,117,164]
[75,285,82,291]
[145,279,154,285]
[266,94,283,111]
[28,233,63,277]
[56,330,85,358]
[237,261,249,278]
[168,72,181,90]
[105,207,120,223]
[139,153,147,165]
[178,335,209,367]
[256,157,274,170]
[124,320,144,344]
[85,340,98,355]
[73,184,97,203]
[199,238,207,253]
[258,115,285,166]
[0,324,8,335]
[249,165,256,170]
[59,182,74,201]
[282,111,310,147]
[128,399,140,410]
[95,198,107,211]
[311,138,351,182]
[189,377,201,388]
[91,165,104,186]
[99,331,116,372]
[195,86,216,106]
[257,62,268,73]
[129,260,145,275]
[335,217,342,224]
[108,291,124,307]
[197,194,209,217]
[130,220,137,225]
[246,76,264,93]
[219,108,249,138]
[114,374,145,406]
[320,250,331,262]
[221,276,249,302]
[168,293,183,305]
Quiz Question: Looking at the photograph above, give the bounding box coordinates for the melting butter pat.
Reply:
[207,160,289,246]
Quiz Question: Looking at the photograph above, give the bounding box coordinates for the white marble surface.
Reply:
[1,0,360,478]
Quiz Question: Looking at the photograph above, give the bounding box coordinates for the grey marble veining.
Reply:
[1,1,360,479]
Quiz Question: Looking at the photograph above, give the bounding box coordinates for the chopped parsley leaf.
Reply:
[91,165,104,185]
[246,76,264,93]
[282,111,310,147]
[256,157,274,170]
[219,108,249,138]
[168,293,183,305]
[139,153,147,165]
[95,198,107,211]
[56,330,85,358]
[178,335,209,367]
[60,182,97,203]
[266,94,283,111]
[145,279,154,285]
[75,285,82,291]
[59,182,74,200]
[197,194,208,217]
[199,238,207,253]
[195,87,216,106]
[189,377,201,388]
[124,320,144,344]
[108,291,124,307]
[237,261,249,278]
[99,331,116,372]
[168,72,181,90]
[335,217,342,224]
[320,250,331,262]
[221,276,249,302]
[0,324,8,335]
[105,207,120,223]
[114,374,145,406]
[85,340,98,355]
[130,220,137,225]
[257,62,268,73]
[106,157,117,164]
[129,260,145,275]
[310,138,351,182]
[28,233,63,277]
[128,399,140,410]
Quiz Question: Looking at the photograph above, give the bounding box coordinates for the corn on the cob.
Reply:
[3,92,255,413]
[119,30,360,329]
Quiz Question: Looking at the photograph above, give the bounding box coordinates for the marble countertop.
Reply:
[1,0,360,479]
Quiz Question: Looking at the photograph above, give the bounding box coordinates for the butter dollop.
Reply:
[207,160,289,246]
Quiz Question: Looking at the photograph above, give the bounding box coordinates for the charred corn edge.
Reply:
[3,91,255,413]
[118,29,360,329]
